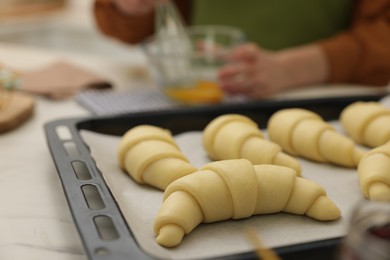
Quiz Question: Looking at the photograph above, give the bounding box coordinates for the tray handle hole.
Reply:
[94,247,110,256]
[72,161,92,180]
[82,185,105,210]
[63,141,80,157]
[55,125,73,140]
[94,215,119,241]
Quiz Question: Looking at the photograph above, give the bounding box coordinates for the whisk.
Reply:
[155,0,190,47]
[154,0,192,86]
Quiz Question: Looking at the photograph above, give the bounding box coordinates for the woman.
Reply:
[94,0,390,98]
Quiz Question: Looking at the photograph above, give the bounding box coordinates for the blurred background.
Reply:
[1,0,387,105]
[0,0,141,62]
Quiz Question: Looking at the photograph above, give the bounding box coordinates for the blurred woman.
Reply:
[94,0,390,98]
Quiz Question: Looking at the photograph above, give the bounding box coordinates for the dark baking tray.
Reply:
[44,95,382,260]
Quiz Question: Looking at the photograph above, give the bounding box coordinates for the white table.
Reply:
[0,42,149,260]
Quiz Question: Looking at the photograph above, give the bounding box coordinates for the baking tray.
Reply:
[44,95,383,260]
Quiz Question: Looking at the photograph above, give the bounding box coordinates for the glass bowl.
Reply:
[143,25,246,105]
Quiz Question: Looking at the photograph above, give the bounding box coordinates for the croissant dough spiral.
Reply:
[267,108,365,167]
[358,141,390,201]
[118,125,197,190]
[203,114,301,175]
[340,101,390,147]
[153,159,341,247]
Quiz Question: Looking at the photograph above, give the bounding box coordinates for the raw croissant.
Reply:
[357,141,390,201]
[267,108,365,167]
[340,101,390,147]
[203,114,302,175]
[118,125,197,190]
[153,159,341,247]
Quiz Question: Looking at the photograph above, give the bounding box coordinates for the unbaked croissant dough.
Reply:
[357,141,390,201]
[340,101,390,147]
[203,114,302,175]
[118,125,197,190]
[153,159,341,247]
[267,108,365,167]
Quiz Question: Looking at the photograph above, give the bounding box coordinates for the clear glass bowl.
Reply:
[143,25,246,105]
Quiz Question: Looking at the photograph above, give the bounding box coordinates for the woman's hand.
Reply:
[218,43,329,98]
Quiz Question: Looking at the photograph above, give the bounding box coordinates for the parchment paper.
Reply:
[80,120,366,260]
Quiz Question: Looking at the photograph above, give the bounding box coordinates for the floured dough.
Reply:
[153,159,341,247]
[118,125,197,190]
[203,114,301,175]
[267,108,365,167]
[358,141,390,201]
[340,101,390,147]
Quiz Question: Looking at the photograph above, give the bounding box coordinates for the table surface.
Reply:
[0,6,389,258]
[0,41,150,260]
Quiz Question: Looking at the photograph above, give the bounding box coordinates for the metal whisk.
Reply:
[154,0,192,86]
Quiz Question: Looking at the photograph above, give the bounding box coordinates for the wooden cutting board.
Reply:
[0,91,35,133]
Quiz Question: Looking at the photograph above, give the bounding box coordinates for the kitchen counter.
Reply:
[0,44,85,260]
[0,41,149,259]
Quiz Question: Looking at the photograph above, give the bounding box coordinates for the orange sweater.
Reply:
[94,0,390,86]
